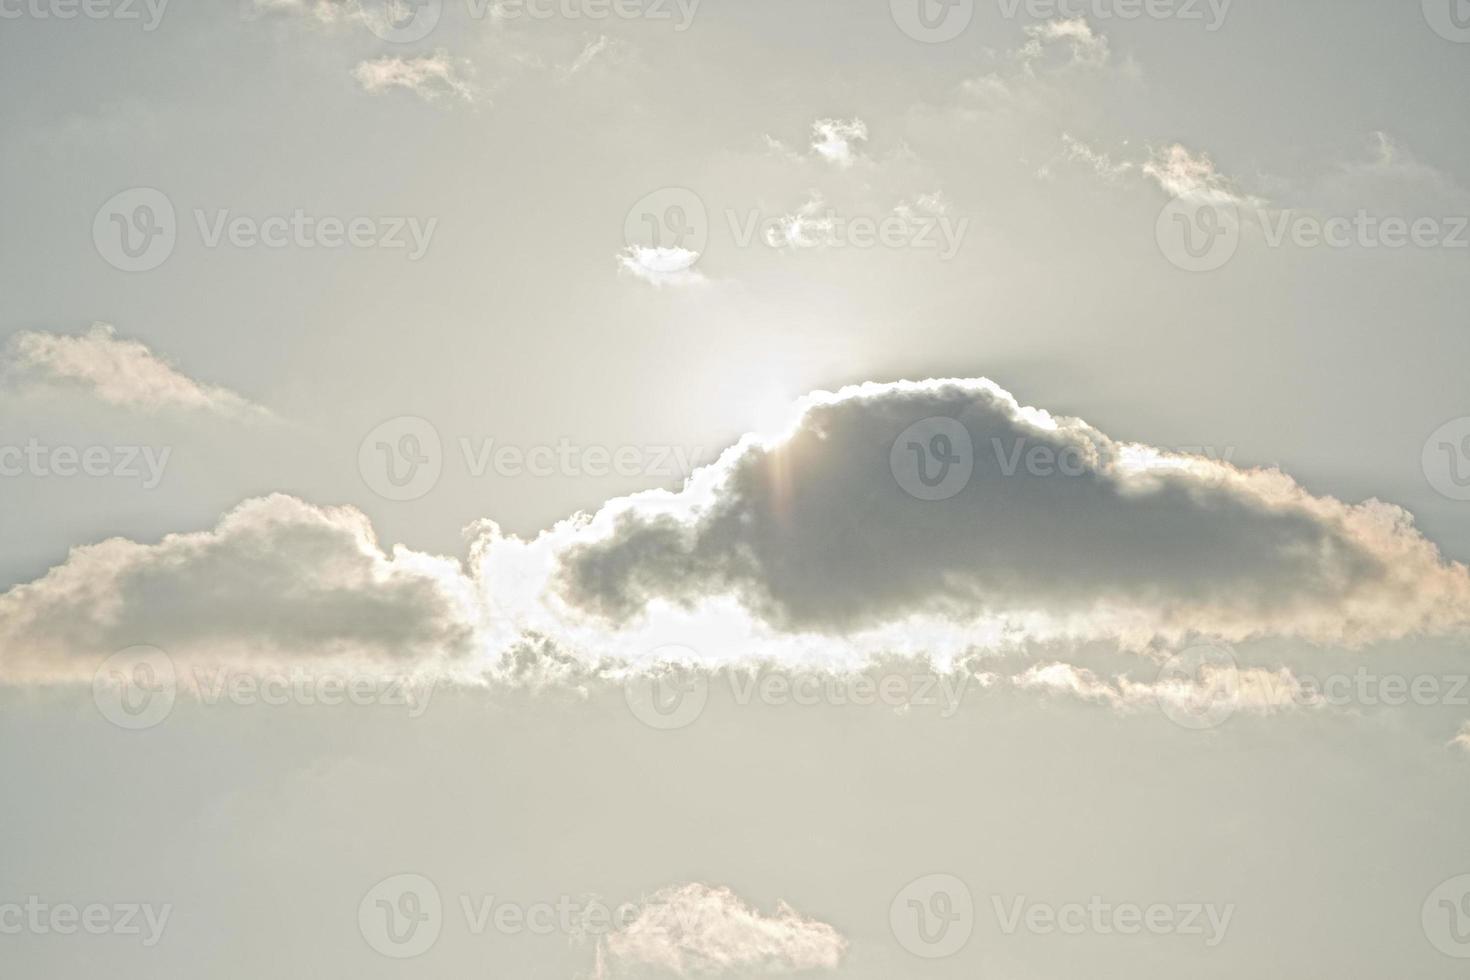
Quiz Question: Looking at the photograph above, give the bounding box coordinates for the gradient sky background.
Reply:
[2,0,1470,976]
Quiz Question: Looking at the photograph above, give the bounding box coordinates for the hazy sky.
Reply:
[2,0,1470,977]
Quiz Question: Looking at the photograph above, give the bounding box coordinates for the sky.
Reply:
[2,0,1470,976]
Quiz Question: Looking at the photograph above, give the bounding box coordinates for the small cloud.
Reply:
[1142,143,1258,205]
[562,34,614,78]
[353,51,476,103]
[810,118,868,169]
[2,323,272,421]
[595,883,845,978]
[1019,17,1110,70]
[617,245,706,287]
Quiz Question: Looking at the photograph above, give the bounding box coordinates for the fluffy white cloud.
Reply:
[617,245,707,287]
[2,323,271,420]
[595,883,845,977]
[353,52,476,103]
[0,495,477,680]
[809,118,867,169]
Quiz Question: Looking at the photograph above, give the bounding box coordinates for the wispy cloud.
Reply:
[2,323,272,420]
[353,51,477,103]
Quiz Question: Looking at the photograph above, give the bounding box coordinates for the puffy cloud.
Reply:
[617,245,707,287]
[0,495,477,680]
[2,323,271,420]
[553,378,1470,649]
[1142,144,1258,205]
[1019,17,1111,69]
[595,883,845,977]
[809,118,867,169]
[353,52,476,103]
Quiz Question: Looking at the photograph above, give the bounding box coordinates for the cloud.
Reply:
[562,34,615,78]
[2,323,272,420]
[617,246,707,287]
[1018,17,1111,70]
[809,118,867,169]
[0,495,477,680]
[353,52,476,103]
[595,883,845,977]
[1012,660,1305,716]
[552,378,1470,650]
[1142,144,1257,205]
